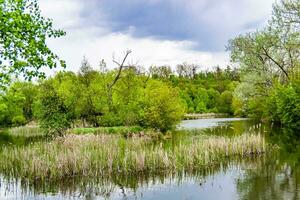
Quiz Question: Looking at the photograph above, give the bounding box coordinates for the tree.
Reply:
[0,0,65,87]
[218,91,233,114]
[228,0,299,84]
[149,65,173,79]
[35,72,79,136]
[77,57,99,126]
[207,88,220,111]
[0,87,26,126]
[267,84,300,131]
[176,63,199,79]
[139,80,184,132]
[229,0,300,128]
[107,50,132,110]
[0,81,37,126]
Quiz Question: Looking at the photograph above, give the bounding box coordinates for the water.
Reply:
[179,118,249,129]
[0,119,299,200]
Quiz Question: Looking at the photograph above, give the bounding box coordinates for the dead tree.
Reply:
[107,50,132,110]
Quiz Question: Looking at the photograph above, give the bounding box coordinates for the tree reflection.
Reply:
[237,128,300,200]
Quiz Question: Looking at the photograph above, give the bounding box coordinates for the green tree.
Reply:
[207,88,220,111]
[77,57,100,126]
[35,73,79,136]
[0,0,65,87]
[229,0,300,127]
[267,84,300,131]
[0,81,37,126]
[218,91,233,114]
[35,80,71,136]
[139,80,184,132]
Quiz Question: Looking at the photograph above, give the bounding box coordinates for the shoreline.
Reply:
[184,113,230,120]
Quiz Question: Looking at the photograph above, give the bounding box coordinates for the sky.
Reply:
[39,0,275,72]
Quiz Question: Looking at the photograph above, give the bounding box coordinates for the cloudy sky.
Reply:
[40,0,275,72]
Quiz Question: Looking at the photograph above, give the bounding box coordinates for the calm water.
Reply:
[0,118,299,200]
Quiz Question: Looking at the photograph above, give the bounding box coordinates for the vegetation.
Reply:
[229,0,300,131]
[0,132,265,180]
[0,0,65,87]
[0,0,298,198]
[0,64,241,133]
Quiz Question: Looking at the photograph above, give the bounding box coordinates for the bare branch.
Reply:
[261,46,290,80]
[109,50,132,89]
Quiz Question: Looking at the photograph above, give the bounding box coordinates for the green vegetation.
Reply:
[0,0,65,87]
[0,0,298,135]
[0,0,298,198]
[0,132,265,180]
[0,65,240,134]
[229,0,300,132]
[8,126,43,137]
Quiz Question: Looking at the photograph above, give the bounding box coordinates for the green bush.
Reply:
[12,115,26,126]
[268,84,300,131]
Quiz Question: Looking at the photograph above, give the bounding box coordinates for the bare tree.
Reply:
[107,50,132,109]
[176,62,199,79]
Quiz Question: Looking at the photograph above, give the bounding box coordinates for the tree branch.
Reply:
[109,50,132,89]
[261,46,289,80]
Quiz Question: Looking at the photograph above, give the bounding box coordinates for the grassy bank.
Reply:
[2,125,160,138]
[0,132,265,180]
[7,126,44,137]
[184,113,229,120]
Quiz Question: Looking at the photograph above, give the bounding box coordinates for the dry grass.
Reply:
[0,133,265,180]
[8,126,44,137]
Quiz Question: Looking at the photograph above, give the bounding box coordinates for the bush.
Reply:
[12,115,26,126]
[268,84,300,131]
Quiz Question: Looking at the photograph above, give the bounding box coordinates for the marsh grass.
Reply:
[5,125,157,139]
[1,157,265,198]
[72,126,144,135]
[0,132,265,181]
[8,126,45,137]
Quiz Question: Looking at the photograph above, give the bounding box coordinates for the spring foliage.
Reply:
[229,0,300,131]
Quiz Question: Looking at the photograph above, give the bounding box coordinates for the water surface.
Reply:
[0,118,299,200]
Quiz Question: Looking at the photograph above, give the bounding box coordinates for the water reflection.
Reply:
[237,128,300,200]
[179,118,249,129]
[0,119,299,200]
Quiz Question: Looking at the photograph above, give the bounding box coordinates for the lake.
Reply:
[0,118,299,200]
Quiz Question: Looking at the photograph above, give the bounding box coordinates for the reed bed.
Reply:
[8,126,44,137]
[0,133,265,180]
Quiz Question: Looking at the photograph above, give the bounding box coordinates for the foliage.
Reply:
[35,79,75,136]
[218,90,233,114]
[229,0,300,130]
[267,84,300,131]
[0,0,65,87]
[0,64,240,133]
[0,81,37,126]
[139,80,185,132]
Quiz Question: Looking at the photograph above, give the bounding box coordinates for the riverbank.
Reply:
[184,113,229,120]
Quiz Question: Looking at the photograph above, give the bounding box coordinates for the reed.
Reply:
[0,133,265,180]
[8,126,44,137]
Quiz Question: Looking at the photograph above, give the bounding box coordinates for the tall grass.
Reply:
[8,126,44,137]
[0,133,265,180]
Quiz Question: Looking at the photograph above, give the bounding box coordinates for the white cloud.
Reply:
[46,28,229,73]
[39,0,274,74]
